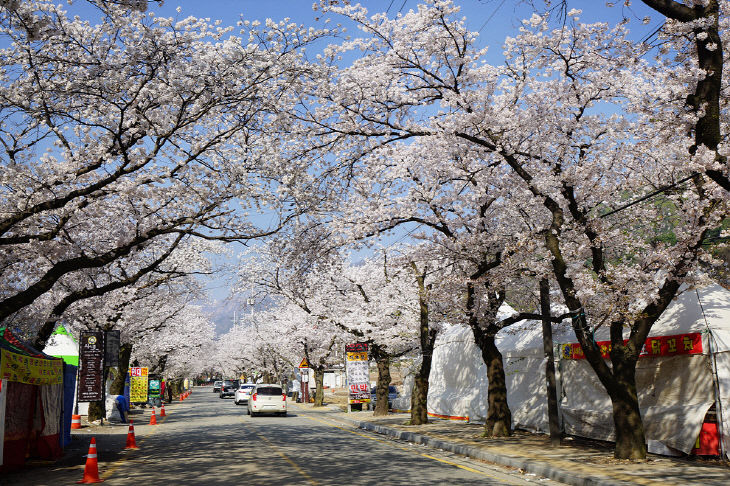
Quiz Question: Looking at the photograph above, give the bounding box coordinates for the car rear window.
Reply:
[256,386,282,396]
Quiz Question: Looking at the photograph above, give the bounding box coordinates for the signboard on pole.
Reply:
[129,367,148,403]
[346,343,370,404]
[104,330,120,367]
[148,378,161,398]
[78,331,105,402]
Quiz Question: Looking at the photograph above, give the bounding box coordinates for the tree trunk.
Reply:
[466,282,511,437]
[313,368,325,407]
[109,342,132,396]
[410,369,430,425]
[409,262,435,425]
[476,333,511,436]
[607,351,646,459]
[87,401,103,422]
[374,355,391,416]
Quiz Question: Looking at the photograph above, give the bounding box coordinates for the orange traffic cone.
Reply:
[71,414,82,429]
[149,407,157,425]
[77,437,104,483]
[124,421,138,450]
[160,403,166,417]
[179,394,183,402]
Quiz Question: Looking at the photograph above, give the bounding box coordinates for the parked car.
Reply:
[370,385,399,409]
[247,384,287,416]
[213,380,222,393]
[219,379,239,398]
[234,383,256,405]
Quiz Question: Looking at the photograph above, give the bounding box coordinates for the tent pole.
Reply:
[707,330,727,461]
[696,289,727,461]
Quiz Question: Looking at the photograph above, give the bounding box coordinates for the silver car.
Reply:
[234,383,256,405]
[247,384,287,416]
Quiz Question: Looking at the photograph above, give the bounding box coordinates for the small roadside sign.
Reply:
[299,357,310,368]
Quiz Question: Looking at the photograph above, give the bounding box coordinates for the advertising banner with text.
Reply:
[78,331,104,402]
[129,366,149,403]
[346,343,370,404]
[560,332,703,360]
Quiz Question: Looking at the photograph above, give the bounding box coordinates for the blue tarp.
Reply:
[61,364,77,447]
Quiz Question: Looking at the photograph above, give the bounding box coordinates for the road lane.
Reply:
[3,388,563,485]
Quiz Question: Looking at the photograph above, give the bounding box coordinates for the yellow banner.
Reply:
[0,348,63,385]
[130,375,148,402]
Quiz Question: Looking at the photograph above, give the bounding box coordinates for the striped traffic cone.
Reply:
[124,421,138,450]
[77,437,104,483]
[71,414,82,429]
[149,407,157,425]
[160,403,166,417]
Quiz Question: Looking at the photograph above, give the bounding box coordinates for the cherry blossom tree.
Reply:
[0,1,325,340]
[300,1,728,457]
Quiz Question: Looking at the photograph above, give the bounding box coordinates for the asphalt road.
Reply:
[4,389,563,485]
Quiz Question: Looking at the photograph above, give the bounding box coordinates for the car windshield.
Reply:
[256,386,282,396]
[223,380,237,386]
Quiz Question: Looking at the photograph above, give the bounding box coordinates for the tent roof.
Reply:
[490,284,730,356]
[45,330,78,357]
[0,326,63,361]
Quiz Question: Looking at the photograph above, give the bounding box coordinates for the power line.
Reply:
[599,173,698,218]
[398,0,408,14]
[478,0,507,34]
[386,0,395,15]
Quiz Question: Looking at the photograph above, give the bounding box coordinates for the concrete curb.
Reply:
[331,413,633,486]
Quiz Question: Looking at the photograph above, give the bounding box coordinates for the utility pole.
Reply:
[540,278,561,446]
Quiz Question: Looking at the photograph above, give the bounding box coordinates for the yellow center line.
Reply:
[299,411,523,484]
[240,419,320,485]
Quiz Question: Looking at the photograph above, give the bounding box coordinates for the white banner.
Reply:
[345,343,370,404]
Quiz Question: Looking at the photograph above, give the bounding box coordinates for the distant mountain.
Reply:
[200,298,242,336]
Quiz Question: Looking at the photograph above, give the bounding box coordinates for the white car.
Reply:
[247,384,287,416]
[234,383,256,405]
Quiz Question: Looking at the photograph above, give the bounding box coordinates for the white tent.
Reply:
[426,285,730,457]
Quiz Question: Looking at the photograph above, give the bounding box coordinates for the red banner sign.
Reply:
[561,332,703,360]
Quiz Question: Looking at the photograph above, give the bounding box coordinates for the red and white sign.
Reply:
[346,343,370,404]
[561,333,703,360]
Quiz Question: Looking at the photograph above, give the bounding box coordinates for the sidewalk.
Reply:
[294,402,729,486]
[1,402,176,485]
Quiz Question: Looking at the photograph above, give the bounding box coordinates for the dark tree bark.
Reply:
[473,330,511,436]
[313,368,325,407]
[87,401,103,422]
[32,235,184,351]
[466,281,511,437]
[640,0,728,191]
[544,219,693,459]
[109,342,133,396]
[372,346,392,416]
[409,262,437,425]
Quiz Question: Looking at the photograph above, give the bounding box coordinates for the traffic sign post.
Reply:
[299,361,310,403]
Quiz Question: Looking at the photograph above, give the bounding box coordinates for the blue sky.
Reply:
[64,1,659,307]
[148,1,660,56]
[162,1,661,304]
